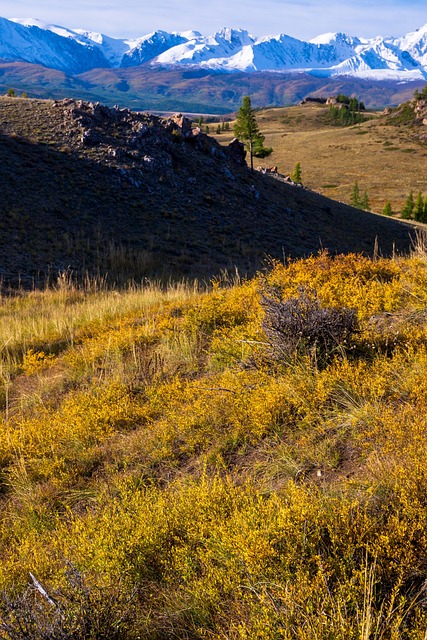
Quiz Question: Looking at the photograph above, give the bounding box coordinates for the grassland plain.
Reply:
[3,249,427,637]
[213,101,427,215]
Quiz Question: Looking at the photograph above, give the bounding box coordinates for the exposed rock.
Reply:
[300,97,327,105]
[81,128,102,146]
[228,138,246,165]
[170,113,192,135]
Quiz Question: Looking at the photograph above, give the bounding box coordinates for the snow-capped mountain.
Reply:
[1,17,109,74]
[0,17,426,80]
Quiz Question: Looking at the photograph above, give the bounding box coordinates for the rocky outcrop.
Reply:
[227,138,246,165]
[300,97,327,105]
[49,98,249,188]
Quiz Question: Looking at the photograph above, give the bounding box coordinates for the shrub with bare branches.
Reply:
[261,287,358,363]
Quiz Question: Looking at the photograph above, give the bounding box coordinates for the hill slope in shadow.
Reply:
[0,97,416,286]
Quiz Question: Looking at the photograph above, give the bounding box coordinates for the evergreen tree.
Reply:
[360,191,370,211]
[401,191,415,220]
[414,191,424,222]
[290,162,302,184]
[350,181,361,207]
[216,124,221,135]
[234,96,271,172]
[198,115,204,128]
[382,201,393,216]
[206,124,210,134]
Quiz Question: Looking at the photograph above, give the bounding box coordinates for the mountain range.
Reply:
[1,17,427,80]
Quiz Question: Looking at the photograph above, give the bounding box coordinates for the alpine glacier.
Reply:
[0,17,425,80]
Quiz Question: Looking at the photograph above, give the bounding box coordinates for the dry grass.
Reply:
[214,103,427,214]
[2,254,427,635]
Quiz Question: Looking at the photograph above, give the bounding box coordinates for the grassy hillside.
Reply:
[2,249,427,636]
[0,97,415,287]
[213,100,427,214]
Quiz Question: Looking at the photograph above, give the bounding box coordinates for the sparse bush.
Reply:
[414,85,427,100]
[0,565,137,639]
[290,161,302,183]
[261,287,358,363]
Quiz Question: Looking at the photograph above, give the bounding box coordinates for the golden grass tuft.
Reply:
[2,253,427,636]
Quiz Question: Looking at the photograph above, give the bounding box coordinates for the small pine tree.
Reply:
[401,191,415,219]
[382,201,393,216]
[216,124,221,135]
[360,191,370,211]
[414,191,424,222]
[21,92,28,98]
[198,115,204,128]
[225,122,230,131]
[290,162,302,184]
[206,124,210,134]
[6,88,15,97]
[350,181,361,207]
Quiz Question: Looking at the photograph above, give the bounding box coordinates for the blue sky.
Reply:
[3,0,426,40]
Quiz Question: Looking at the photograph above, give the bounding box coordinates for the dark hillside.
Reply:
[0,97,415,286]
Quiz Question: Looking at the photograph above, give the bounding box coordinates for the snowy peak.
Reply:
[1,16,427,80]
[214,27,255,47]
[394,23,427,67]
[121,31,190,67]
[1,17,109,74]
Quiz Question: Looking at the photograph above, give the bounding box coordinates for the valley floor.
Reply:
[212,102,427,215]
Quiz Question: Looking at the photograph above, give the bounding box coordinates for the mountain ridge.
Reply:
[2,17,427,80]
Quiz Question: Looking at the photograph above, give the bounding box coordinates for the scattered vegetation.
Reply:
[2,249,427,635]
[216,99,426,213]
[401,190,427,222]
[328,94,366,126]
[350,180,370,210]
[413,84,427,100]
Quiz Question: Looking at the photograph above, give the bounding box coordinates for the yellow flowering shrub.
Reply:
[2,253,427,637]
